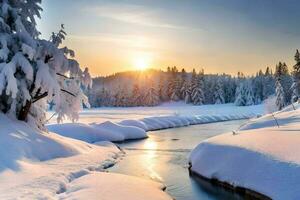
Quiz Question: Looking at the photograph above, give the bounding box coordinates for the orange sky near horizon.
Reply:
[38,0,300,77]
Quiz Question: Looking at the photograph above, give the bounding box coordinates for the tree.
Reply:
[213,78,225,104]
[291,50,300,103]
[274,62,292,104]
[191,69,205,105]
[263,67,275,100]
[131,84,143,106]
[275,78,286,110]
[235,81,254,106]
[144,80,160,106]
[0,1,92,128]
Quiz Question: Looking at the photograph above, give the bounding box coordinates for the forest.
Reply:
[88,53,300,110]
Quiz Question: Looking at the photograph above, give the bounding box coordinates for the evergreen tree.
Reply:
[0,1,92,127]
[274,62,292,104]
[131,84,143,106]
[291,50,300,103]
[263,67,275,99]
[235,81,254,106]
[170,66,180,101]
[213,78,225,104]
[191,69,205,105]
[275,78,286,110]
[144,80,160,106]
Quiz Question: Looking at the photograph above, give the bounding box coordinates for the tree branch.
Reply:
[61,89,76,97]
[56,73,74,79]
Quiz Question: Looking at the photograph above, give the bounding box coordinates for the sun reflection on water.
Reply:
[143,140,163,182]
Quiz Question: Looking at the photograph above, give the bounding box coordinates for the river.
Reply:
[109,120,247,200]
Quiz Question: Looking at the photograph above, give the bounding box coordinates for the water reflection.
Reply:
[143,140,163,182]
[111,120,247,200]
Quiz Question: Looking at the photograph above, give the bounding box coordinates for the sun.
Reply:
[134,56,151,71]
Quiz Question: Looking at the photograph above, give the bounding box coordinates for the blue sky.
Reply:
[37,0,300,76]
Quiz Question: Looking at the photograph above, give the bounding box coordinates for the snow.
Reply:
[0,113,170,199]
[59,172,171,200]
[47,103,263,143]
[189,103,300,199]
[47,121,148,143]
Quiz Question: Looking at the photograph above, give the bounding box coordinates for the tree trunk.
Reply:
[18,100,32,121]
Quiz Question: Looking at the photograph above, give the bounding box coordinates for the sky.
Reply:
[37,0,300,77]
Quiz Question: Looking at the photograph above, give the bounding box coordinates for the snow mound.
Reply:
[0,113,91,171]
[190,103,300,199]
[118,119,148,131]
[58,172,172,200]
[92,121,147,141]
[241,103,300,131]
[141,114,257,131]
[47,123,124,143]
[48,121,147,143]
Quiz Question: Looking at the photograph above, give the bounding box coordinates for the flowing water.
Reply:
[109,120,247,200]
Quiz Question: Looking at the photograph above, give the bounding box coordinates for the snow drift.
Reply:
[58,172,172,200]
[0,113,91,171]
[47,121,147,143]
[189,103,300,199]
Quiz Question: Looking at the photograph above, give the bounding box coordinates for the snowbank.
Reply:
[189,103,300,199]
[47,121,147,143]
[48,103,263,143]
[0,113,91,171]
[59,172,172,200]
[119,119,148,131]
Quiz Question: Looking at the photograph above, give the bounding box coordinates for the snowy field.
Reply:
[189,103,300,199]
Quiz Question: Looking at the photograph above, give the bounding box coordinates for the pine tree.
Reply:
[213,78,225,104]
[0,1,92,127]
[191,69,205,105]
[291,50,300,103]
[169,66,180,101]
[144,80,160,106]
[235,81,254,106]
[274,62,292,104]
[131,84,143,106]
[263,67,275,100]
[275,78,286,110]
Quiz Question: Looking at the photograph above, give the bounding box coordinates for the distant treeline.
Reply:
[87,50,300,110]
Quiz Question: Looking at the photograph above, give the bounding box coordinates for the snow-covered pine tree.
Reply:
[169,66,180,101]
[275,77,286,110]
[234,81,254,106]
[144,80,159,106]
[180,81,191,104]
[191,69,205,105]
[131,83,143,106]
[0,1,92,127]
[274,62,292,104]
[291,50,300,103]
[213,78,225,104]
[263,67,275,100]
[252,70,264,104]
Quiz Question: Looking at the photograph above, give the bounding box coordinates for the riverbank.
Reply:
[48,103,264,143]
[189,103,300,199]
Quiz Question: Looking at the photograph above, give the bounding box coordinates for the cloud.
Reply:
[84,3,186,30]
[68,33,164,52]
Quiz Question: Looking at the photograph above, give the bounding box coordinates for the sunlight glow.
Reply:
[143,140,163,182]
[133,54,152,71]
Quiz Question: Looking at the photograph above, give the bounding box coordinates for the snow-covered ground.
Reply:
[189,103,300,199]
[48,102,264,142]
[0,113,171,199]
[0,102,264,199]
